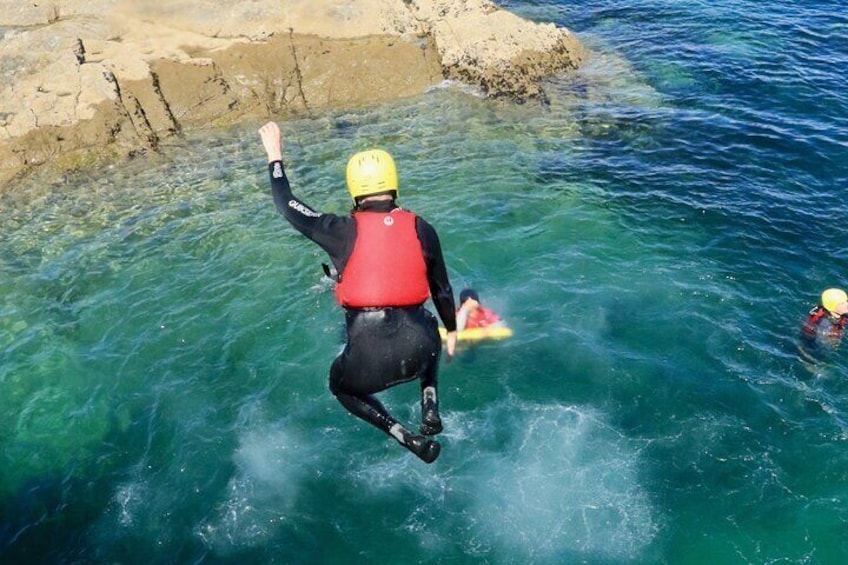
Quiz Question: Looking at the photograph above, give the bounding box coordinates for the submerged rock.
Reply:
[0,0,584,188]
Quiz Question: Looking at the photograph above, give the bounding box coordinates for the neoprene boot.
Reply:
[420,386,442,436]
[406,434,441,463]
[390,423,441,463]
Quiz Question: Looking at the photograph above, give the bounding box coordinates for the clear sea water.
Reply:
[3,0,848,562]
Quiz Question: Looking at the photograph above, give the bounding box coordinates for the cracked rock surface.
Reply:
[0,0,584,188]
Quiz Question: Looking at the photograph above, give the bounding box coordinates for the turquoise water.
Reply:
[3,1,848,562]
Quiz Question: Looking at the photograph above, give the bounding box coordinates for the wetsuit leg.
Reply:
[413,310,442,435]
[328,307,442,462]
[329,359,396,434]
[420,384,442,436]
[418,338,442,436]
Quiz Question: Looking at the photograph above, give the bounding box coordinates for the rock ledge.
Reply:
[0,0,584,188]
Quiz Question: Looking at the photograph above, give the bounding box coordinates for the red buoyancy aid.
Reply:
[803,305,848,340]
[335,209,430,308]
[463,306,501,329]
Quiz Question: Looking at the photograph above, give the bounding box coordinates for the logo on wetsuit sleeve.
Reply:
[273,162,283,178]
[288,199,322,218]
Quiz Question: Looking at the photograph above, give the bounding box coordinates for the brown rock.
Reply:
[0,0,584,190]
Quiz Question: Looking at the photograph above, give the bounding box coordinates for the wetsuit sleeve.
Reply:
[268,161,354,271]
[416,217,457,331]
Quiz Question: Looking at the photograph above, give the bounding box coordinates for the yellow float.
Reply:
[438,325,513,343]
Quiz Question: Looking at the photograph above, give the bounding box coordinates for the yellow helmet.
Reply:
[346,149,398,201]
[821,288,847,313]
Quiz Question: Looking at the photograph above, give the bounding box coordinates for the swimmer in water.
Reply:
[456,288,504,331]
[258,121,457,463]
[800,288,848,349]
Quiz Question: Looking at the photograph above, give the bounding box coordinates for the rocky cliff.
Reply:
[0,0,584,188]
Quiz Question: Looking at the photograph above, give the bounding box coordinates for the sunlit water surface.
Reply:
[3,0,848,562]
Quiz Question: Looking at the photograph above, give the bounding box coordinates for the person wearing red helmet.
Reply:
[258,121,457,463]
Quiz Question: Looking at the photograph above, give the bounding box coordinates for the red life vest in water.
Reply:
[335,209,430,308]
[802,305,847,341]
[463,306,501,329]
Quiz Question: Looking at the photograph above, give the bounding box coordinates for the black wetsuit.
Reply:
[268,160,456,458]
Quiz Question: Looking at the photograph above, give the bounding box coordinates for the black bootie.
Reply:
[390,423,441,463]
[406,435,441,463]
[420,386,443,436]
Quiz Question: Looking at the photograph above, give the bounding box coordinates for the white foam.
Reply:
[188,400,656,559]
[453,402,656,560]
[343,400,657,561]
[195,423,342,551]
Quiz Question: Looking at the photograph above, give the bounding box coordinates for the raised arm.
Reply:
[258,121,283,163]
[257,121,354,273]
